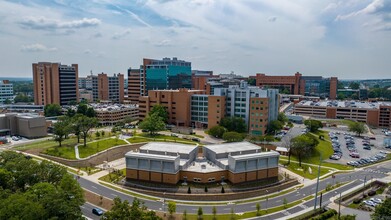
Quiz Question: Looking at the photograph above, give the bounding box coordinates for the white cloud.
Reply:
[268,16,277,22]
[20,43,58,52]
[112,29,132,40]
[154,39,172,47]
[18,17,101,30]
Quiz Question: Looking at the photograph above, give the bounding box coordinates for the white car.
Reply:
[371,198,382,204]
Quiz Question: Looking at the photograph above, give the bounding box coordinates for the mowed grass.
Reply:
[133,133,198,145]
[15,137,78,151]
[280,161,330,180]
[79,138,127,158]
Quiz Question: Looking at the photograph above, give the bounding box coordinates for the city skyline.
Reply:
[0,0,390,79]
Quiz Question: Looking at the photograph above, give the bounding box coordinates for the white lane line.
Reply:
[111,194,118,197]
[91,186,97,189]
[223,208,231,210]
[276,200,281,203]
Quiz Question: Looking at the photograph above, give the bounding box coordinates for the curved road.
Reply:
[78,161,391,218]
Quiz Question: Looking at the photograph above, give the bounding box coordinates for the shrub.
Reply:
[311,209,337,220]
[187,186,191,194]
[368,190,376,196]
[353,198,361,204]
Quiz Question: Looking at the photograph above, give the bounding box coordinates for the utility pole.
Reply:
[319,192,323,209]
[314,153,322,211]
[338,192,342,220]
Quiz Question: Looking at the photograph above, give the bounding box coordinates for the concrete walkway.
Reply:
[75,144,80,159]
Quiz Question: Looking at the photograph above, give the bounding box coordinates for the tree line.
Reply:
[0,151,85,219]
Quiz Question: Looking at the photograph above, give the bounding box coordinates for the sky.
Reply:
[0,0,390,79]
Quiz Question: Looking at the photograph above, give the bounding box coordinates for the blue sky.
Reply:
[0,0,390,79]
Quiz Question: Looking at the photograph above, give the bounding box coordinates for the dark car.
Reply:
[92,207,104,216]
[191,138,200,142]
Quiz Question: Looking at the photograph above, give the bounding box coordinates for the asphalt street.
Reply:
[81,202,101,220]
[76,160,391,216]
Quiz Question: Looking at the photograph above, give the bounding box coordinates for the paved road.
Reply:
[76,160,391,216]
[81,202,101,220]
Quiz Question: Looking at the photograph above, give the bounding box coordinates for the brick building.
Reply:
[254,72,337,99]
[293,100,391,128]
[33,62,79,106]
[125,142,279,184]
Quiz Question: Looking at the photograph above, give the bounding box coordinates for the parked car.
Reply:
[363,146,371,150]
[191,138,200,142]
[92,208,104,216]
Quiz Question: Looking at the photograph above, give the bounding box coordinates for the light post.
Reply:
[265,190,269,213]
[338,192,342,220]
[314,153,322,211]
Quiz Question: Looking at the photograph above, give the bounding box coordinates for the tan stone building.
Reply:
[93,104,138,126]
[125,142,279,184]
[0,113,47,138]
[33,62,79,106]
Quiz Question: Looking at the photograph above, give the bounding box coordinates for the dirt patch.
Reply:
[84,190,114,210]
[24,148,44,155]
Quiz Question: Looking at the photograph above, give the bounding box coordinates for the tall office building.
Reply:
[127,68,142,104]
[142,57,192,93]
[0,80,13,103]
[91,73,124,103]
[33,62,79,106]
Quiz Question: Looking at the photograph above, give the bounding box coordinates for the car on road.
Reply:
[363,146,371,150]
[92,207,104,216]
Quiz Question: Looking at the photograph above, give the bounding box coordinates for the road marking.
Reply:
[276,200,281,203]
[111,194,118,197]
[91,186,97,189]
[223,208,231,210]
[250,205,256,208]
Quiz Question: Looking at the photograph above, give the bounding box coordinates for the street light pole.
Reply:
[314,153,322,211]
[338,192,342,220]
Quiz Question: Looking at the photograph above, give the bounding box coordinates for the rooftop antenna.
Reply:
[90,70,93,76]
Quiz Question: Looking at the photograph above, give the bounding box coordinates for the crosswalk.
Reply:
[363,168,389,175]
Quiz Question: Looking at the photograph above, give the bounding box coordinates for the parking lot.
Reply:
[325,127,391,166]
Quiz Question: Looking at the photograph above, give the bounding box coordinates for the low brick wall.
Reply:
[39,143,146,168]
[122,179,299,201]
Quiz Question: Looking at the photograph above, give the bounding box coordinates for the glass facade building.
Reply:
[144,57,191,91]
[302,76,331,98]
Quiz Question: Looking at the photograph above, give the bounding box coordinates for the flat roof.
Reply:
[230,151,280,160]
[140,142,198,155]
[182,159,224,173]
[204,141,261,154]
[125,151,178,161]
[296,100,388,109]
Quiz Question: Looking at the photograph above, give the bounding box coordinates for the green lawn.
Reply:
[44,145,77,159]
[15,137,78,151]
[134,133,198,145]
[280,161,330,180]
[79,138,127,158]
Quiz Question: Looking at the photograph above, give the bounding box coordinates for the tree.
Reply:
[183,210,188,220]
[212,206,217,220]
[247,78,256,86]
[290,134,319,166]
[208,125,226,138]
[85,107,96,117]
[66,108,76,117]
[71,114,83,143]
[77,103,88,115]
[349,82,360,90]
[77,115,98,146]
[44,104,62,117]
[256,203,261,216]
[220,117,247,133]
[103,197,161,220]
[149,105,168,123]
[348,121,367,137]
[278,112,288,123]
[95,130,101,139]
[268,120,283,134]
[337,93,346,100]
[139,112,165,136]
[3,98,12,104]
[197,207,203,220]
[371,198,391,220]
[167,201,176,217]
[222,131,244,142]
[283,198,288,208]
[0,151,85,219]
[53,118,71,147]
[304,119,323,132]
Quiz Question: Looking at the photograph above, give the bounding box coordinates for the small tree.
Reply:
[95,131,101,139]
[304,119,323,132]
[53,118,71,147]
[222,131,244,142]
[283,198,288,208]
[183,210,187,220]
[268,120,283,134]
[187,186,191,194]
[256,203,261,216]
[208,125,226,138]
[221,186,225,193]
[278,112,288,123]
[212,206,217,220]
[167,201,176,217]
[101,130,105,137]
[197,207,203,220]
[139,112,165,136]
[348,121,367,137]
[230,208,235,220]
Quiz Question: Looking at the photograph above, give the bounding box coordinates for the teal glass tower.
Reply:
[143,57,192,92]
